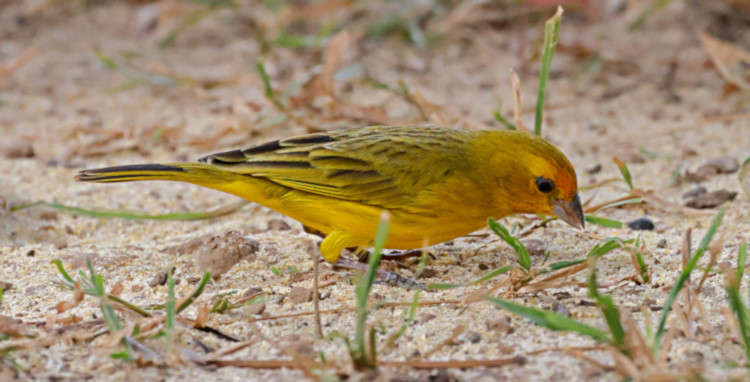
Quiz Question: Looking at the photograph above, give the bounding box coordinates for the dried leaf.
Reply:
[697,30,750,89]
[73,282,84,304]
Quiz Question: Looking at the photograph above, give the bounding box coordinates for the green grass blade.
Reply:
[547,259,585,271]
[11,201,248,221]
[54,259,75,284]
[176,271,211,314]
[653,208,725,353]
[613,157,634,190]
[588,267,627,352]
[534,6,563,136]
[728,242,750,364]
[353,213,390,367]
[585,215,624,228]
[485,296,611,345]
[587,238,623,259]
[256,61,285,110]
[165,268,176,341]
[488,218,531,271]
[473,264,516,284]
[493,109,517,130]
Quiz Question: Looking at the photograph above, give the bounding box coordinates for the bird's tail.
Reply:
[75,163,240,186]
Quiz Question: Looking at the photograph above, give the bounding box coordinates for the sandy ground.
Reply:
[1,0,750,380]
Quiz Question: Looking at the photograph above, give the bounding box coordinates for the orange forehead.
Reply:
[554,167,578,199]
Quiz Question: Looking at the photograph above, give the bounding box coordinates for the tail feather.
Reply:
[75,164,188,182]
[75,164,189,183]
[75,162,281,208]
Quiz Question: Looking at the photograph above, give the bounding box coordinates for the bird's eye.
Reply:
[536,177,555,193]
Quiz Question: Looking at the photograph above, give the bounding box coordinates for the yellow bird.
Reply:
[76,126,584,263]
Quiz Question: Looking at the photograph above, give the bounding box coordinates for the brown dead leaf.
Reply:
[109,282,124,297]
[73,282,84,304]
[697,30,750,89]
[57,300,77,314]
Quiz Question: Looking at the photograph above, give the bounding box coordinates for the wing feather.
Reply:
[198,126,473,209]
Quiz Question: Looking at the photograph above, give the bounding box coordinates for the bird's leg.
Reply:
[332,258,425,290]
[355,248,436,264]
[302,228,425,290]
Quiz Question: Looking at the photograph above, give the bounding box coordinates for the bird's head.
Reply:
[480,130,584,230]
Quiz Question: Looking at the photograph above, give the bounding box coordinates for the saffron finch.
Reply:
[76,126,584,263]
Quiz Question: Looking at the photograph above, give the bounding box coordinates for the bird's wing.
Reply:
[198,126,472,208]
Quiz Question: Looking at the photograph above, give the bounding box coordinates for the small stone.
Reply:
[683,186,707,200]
[419,313,436,324]
[587,164,602,174]
[554,291,571,300]
[245,303,266,316]
[186,276,201,284]
[521,239,547,257]
[465,331,481,344]
[196,231,260,279]
[695,157,739,176]
[486,316,513,334]
[26,249,35,257]
[685,189,737,209]
[54,239,68,250]
[0,281,13,291]
[267,219,291,231]
[148,267,174,287]
[40,211,58,221]
[477,263,489,271]
[4,143,35,158]
[628,217,655,231]
[656,239,667,248]
[288,287,313,303]
[243,287,263,297]
[419,268,439,278]
[553,301,570,317]
[131,284,143,293]
[162,234,212,255]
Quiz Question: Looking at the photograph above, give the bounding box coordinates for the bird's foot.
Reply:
[332,258,425,290]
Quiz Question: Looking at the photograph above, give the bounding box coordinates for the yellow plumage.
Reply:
[76,126,584,263]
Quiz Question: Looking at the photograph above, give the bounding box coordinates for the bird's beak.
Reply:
[551,194,585,230]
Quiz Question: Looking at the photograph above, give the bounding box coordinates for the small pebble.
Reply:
[486,316,513,334]
[656,239,667,248]
[521,239,547,257]
[685,189,737,209]
[243,287,263,297]
[466,331,481,344]
[288,287,313,303]
[148,267,174,287]
[197,231,259,279]
[553,301,571,317]
[245,303,266,316]
[4,143,35,158]
[628,217,655,230]
[683,186,707,199]
[267,219,291,231]
[419,268,439,278]
[587,164,602,174]
[696,157,739,176]
[0,281,13,291]
[40,211,58,221]
[419,313,437,324]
